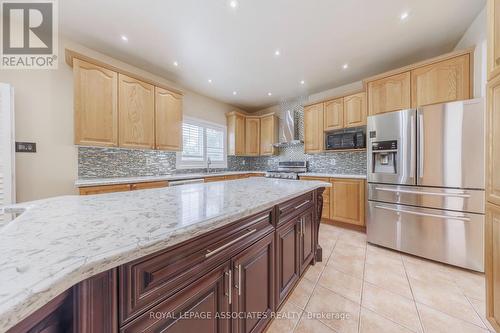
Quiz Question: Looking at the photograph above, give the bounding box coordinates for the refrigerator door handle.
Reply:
[410,115,416,179]
[374,187,472,198]
[374,205,471,222]
[418,113,424,179]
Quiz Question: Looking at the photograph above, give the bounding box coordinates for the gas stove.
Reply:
[265,161,307,180]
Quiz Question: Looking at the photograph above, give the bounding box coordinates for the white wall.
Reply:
[454,6,487,98]
[0,38,241,202]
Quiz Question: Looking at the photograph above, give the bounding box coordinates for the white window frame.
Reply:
[176,116,227,169]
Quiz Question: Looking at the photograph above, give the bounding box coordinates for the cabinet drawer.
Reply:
[277,192,314,225]
[119,208,274,324]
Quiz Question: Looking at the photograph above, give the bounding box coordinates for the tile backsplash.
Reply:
[78,146,366,178]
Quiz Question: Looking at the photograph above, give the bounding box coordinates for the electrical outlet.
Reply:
[15,142,36,153]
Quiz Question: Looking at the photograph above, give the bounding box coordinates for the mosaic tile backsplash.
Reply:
[78,98,366,179]
[78,146,366,178]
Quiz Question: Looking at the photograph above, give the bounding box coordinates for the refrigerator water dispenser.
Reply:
[371,140,398,174]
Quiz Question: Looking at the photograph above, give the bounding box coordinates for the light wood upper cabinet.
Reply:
[489,0,500,80]
[323,98,344,131]
[260,115,279,156]
[344,92,367,128]
[488,74,500,206]
[227,112,246,156]
[368,71,411,115]
[155,87,182,151]
[411,55,470,107]
[245,117,260,156]
[330,178,365,226]
[118,74,155,149]
[74,59,118,147]
[304,103,324,154]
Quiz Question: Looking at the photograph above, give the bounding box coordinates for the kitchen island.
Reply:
[0,178,329,333]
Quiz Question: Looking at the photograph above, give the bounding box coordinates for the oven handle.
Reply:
[374,187,471,198]
[374,205,471,222]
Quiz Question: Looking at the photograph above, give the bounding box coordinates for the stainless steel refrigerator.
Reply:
[366,99,485,272]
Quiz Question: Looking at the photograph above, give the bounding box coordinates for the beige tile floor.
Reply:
[266,223,496,333]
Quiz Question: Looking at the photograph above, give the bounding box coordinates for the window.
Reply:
[176,117,227,169]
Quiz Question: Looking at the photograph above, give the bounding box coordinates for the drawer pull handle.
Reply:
[295,201,309,210]
[374,187,471,198]
[374,205,471,222]
[205,229,257,258]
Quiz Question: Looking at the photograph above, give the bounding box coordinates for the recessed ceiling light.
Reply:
[120,35,128,42]
[300,80,305,85]
[229,0,238,9]
[208,79,212,83]
[274,49,280,56]
[173,61,179,67]
[342,63,349,69]
[400,12,409,20]
[267,92,272,96]
[232,91,237,95]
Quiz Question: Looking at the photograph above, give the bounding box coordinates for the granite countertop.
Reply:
[75,171,265,187]
[0,178,330,332]
[298,172,367,179]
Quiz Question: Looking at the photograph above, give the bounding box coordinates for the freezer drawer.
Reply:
[366,201,484,272]
[367,183,485,214]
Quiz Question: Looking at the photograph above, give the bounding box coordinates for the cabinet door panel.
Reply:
[324,98,344,131]
[299,209,315,274]
[330,179,365,226]
[344,92,367,128]
[233,233,275,333]
[488,75,500,206]
[275,219,299,306]
[74,59,118,146]
[121,263,230,333]
[245,118,260,156]
[368,72,411,115]
[486,204,500,332]
[411,55,470,107]
[227,113,246,156]
[260,115,278,156]
[304,103,324,153]
[488,0,500,80]
[118,74,155,149]
[156,87,182,151]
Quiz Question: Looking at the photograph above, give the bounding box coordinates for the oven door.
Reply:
[366,201,484,272]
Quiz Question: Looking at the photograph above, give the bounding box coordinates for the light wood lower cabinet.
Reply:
[330,178,365,226]
[73,58,118,147]
[411,54,470,107]
[486,203,500,332]
[300,176,365,227]
[79,181,169,195]
[118,74,155,149]
[155,87,182,151]
[367,71,411,116]
[304,103,324,154]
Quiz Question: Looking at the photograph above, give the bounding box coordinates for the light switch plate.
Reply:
[15,142,36,153]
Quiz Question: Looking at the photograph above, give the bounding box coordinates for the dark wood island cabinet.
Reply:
[7,188,325,333]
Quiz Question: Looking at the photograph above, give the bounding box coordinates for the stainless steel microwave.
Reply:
[325,128,366,150]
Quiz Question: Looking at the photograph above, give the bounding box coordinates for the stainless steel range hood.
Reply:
[274,109,303,147]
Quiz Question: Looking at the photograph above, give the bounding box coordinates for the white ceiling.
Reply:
[60,0,485,111]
